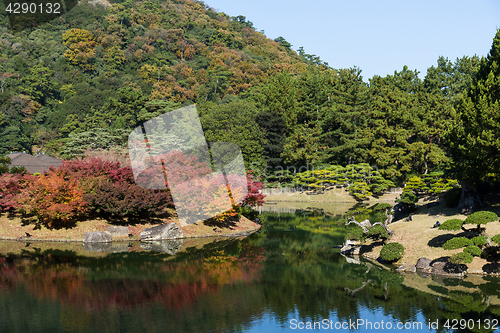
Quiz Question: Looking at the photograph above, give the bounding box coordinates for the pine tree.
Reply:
[447,30,500,186]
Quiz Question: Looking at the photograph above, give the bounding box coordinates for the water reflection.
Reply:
[0,209,499,332]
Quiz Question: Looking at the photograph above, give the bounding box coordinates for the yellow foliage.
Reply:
[62,29,97,71]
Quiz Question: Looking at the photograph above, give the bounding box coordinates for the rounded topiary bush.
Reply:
[471,235,488,247]
[464,245,482,257]
[372,203,393,212]
[345,225,365,241]
[450,251,474,265]
[438,219,464,231]
[380,242,405,262]
[491,234,500,245]
[367,225,389,240]
[464,211,499,226]
[443,237,473,250]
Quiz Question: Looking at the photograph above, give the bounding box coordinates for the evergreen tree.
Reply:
[321,67,370,166]
[447,30,500,187]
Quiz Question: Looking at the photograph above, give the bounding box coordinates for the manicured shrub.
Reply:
[449,251,474,265]
[367,224,389,240]
[372,203,392,212]
[438,218,464,231]
[471,235,488,247]
[464,245,482,256]
[348,182,373,201]
[396,191,418,206]
[443,237,473,250]
[345,225,365,241]
[464,211,498,226]
[380,242,405,262]
[491,234,500,245]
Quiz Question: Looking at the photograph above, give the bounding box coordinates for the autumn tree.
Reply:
[62,29,97,71]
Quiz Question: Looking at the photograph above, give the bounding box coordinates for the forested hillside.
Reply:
[0,0,499,194]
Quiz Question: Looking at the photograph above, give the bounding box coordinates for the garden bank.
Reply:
[264,191,500,276]
[0,214,261,243]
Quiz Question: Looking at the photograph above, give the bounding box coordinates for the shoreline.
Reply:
[0,213,261,244]
[0,224,262,243]
[266,190,500,277]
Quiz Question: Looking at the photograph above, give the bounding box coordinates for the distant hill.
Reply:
[0,0,318,156]
[1,0,494,189]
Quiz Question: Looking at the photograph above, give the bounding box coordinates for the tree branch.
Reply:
[345,280,372,296]
[345,216,372,233]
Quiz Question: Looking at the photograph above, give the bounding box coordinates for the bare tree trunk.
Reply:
[345,209,394,238]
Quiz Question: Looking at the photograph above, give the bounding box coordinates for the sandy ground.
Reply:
[265,189,500,275]
[360,199,500,274]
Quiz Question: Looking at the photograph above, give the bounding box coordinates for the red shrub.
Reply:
[57,158,123,180]
[0,173,23,212]
[243,171,265,207]
[84,179,172,218]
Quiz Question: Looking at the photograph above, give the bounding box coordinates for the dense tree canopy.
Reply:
[447,30,500,187]
[0,0,497,194]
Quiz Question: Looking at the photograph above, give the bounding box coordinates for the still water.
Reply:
[1,206,500,333]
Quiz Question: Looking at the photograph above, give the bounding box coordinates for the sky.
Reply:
[203,0,500,81]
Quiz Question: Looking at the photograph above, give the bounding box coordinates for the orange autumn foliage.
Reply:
[15,170,87,227]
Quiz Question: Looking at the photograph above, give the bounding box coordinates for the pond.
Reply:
[1,204,500,333]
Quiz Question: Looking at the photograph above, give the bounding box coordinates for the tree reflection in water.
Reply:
[0,211,499,332]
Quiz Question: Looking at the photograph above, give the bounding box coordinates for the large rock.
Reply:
[140,239,183,255]
[83,231,112,243]
[420,260,466,277]
[396,264,408,272]
[416,257,432,269]
[106,226,129,237]
[139,223,183,241]
[340,239,363,255]
[431,261,466,276]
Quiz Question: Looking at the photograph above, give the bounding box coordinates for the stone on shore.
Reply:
[83,231,112,243]
[396,264,408,272]
[139,223,183,241]
[340,239,363,255]
[416,257,432,269]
